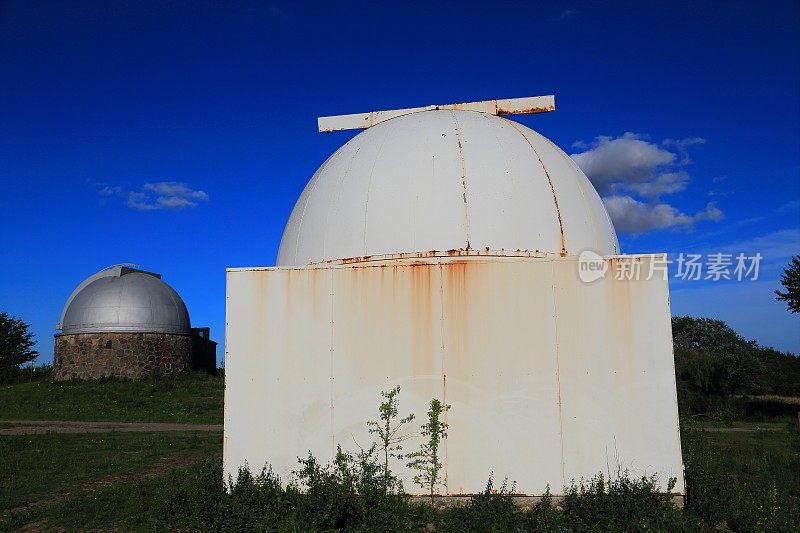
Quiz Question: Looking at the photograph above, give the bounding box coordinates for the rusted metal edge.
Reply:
[318,95,555,132]
[224,252,668,271]
[320,249,551,265]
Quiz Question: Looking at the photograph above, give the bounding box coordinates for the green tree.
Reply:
[366,386,414,493]
[775,255,800,313]
[406,398,450,501]
[0,311,38,369]
[672,316,766,397]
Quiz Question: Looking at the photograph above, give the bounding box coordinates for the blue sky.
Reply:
[1,0,798,365]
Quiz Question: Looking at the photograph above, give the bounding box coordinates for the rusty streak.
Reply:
[496,105,555,115]
[316,249,552,266]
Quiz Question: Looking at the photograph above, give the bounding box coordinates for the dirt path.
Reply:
[0,420,222,435]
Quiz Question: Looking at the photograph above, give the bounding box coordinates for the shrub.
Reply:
[159,461,694,532]
[435,474,564,532]
[406,398,450,500]
[367,386,415,493]
[560,472,694,532]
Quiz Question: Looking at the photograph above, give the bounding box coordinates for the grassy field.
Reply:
[1,431,222,530]
[0,372,223,423]
[2,469,180,531]
[1,373,797,531]
[0,431,222,510]
[681,421,800,530]
[2,422,797,530]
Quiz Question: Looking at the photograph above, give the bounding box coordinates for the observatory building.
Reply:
[54,265,216,380]
[224,96,684,498]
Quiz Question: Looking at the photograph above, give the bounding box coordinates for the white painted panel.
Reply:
[223,268,333,481]
[224,256,683,495]
[551,257,683,492]
[329,264,444,486]
[439,260,564,494]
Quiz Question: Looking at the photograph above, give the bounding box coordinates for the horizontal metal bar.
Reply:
[318,95,555,132]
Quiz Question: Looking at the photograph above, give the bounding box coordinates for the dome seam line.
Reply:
[563,149,619,254]
[450,111,471,248]
[362,126,391,256]
[544,136,596,254]
[507,121,567,256]
[324,145,361,263]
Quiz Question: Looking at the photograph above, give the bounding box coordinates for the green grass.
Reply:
[3,453,689,532]
[0,369,796,531]
[683,424,800,530]
[0,431,222,513]
[685,423,799,481]
[0,372,223,423]
[2,474,172,531]
[3,422,797,531]
[686,419,792,430]
[2,472,188,532]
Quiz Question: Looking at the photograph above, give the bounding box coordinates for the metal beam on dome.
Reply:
[317,95,555,133]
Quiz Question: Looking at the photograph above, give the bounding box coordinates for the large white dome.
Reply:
[277,109,618,266]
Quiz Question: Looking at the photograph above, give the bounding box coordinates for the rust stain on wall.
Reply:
[410,263,437,376]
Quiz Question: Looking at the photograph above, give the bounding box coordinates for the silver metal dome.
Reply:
[58,266,191,334]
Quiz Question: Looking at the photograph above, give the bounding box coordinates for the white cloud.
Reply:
[143,181,209,201]
[698,203,724,222]
[571,139,588,150]
[100,181,209,211]
[152,196,198,209]
[570,132,675,194]
[603,195,722,234]
[664,137,706,148]
[663,137,707,164]
[626,171,689,198]
[571,132,720,234]
[559,9,578,19]
[99,185,124,196]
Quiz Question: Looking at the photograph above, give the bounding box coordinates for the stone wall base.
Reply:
[54,332,217,380]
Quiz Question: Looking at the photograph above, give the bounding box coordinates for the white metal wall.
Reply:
[224,255,684,495]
